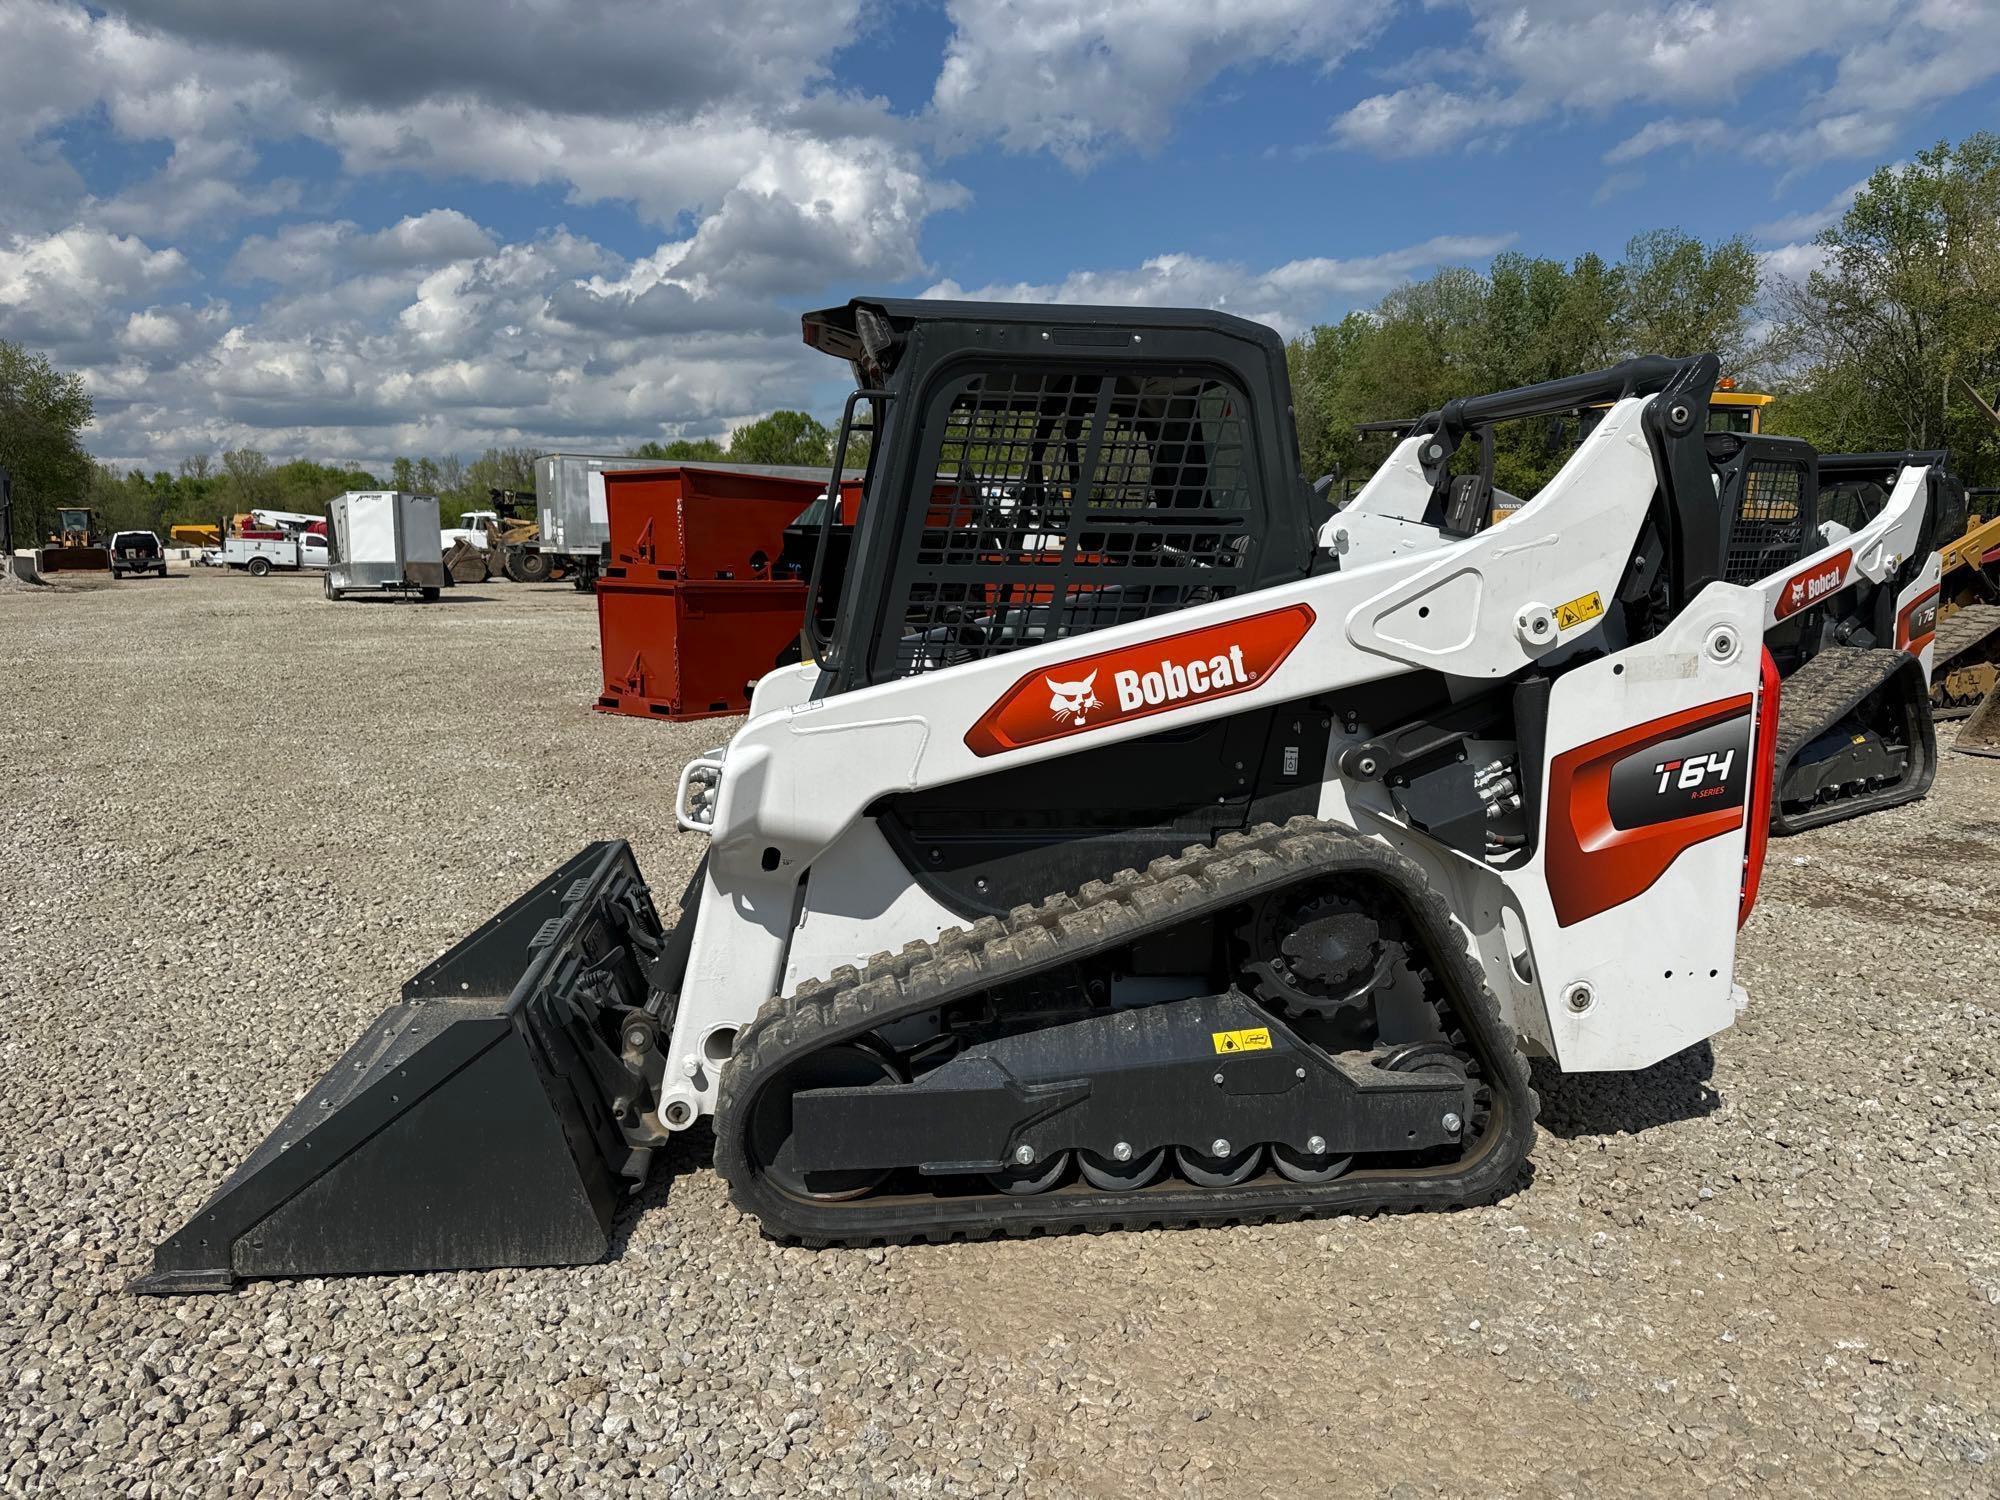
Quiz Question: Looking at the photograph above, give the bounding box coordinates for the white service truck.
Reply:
[218,532,330,576]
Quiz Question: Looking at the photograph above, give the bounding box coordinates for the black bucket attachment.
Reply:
[133,841,677,1295]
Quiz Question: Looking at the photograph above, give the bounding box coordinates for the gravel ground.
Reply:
[2,565,1997,1499]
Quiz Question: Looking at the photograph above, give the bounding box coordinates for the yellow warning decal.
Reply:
[1555,591,1605,630]
[1212,1027,1272,1055]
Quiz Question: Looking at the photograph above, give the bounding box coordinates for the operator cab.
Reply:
[799,298,1320,694]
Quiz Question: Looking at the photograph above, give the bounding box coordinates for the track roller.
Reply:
[1174,1142,1266,1187]
[1078,1146,1168,1191]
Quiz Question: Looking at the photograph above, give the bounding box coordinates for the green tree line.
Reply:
[0,404,855,546]
[629,408,869,468]
[1289,228,1760,495]
[1291,132,2000,497]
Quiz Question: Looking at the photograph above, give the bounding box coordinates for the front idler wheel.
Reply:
[1078,1145,1167,1192]
[1174,1141,1266,1187]
[746,1041,904,1202]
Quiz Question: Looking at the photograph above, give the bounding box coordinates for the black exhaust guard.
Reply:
[132,842,676,1295]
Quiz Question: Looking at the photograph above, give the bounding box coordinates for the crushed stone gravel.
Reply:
[2,566,1996,1497]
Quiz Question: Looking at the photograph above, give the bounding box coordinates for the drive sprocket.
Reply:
[1237,887,1424,1024]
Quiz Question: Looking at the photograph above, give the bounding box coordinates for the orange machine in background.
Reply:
[594,466,848,721]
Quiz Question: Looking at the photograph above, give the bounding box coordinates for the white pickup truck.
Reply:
[219,532,329,576]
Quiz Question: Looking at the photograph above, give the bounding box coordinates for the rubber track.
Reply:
[712,817,1538,1246]
[1773,645,1936,835]
[1933,603,2000,665]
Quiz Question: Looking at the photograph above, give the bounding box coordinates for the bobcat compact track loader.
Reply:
[1362,411,1955,836]
[1713,442,1952,834]
[137,300,1782,1294]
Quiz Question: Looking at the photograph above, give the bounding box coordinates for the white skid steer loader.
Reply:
[137,299,1783,1292]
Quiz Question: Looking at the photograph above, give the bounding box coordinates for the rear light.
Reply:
[1738,647,1781,928]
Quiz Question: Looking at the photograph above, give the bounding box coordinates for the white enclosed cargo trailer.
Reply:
[324,492,448,602]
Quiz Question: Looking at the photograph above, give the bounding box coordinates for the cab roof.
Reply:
[801,296,1284,367]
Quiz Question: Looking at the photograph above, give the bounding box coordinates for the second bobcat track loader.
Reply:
[137,301,1780,1293]
[1715,443,1948,834]
[1369,414,1954,835]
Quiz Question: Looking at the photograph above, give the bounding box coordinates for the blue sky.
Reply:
[1,0,1996,470]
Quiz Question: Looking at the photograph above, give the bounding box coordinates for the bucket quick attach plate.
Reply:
[132,842,670,1295]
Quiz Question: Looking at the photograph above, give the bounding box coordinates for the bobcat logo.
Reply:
[1046,671,1101,725]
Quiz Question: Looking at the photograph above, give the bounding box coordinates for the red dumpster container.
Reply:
[593,465,862,721]
[602,467,825,586]
[595,578,808,721]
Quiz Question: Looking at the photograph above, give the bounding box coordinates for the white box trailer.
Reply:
[533,454,665,589]
[325,492,448,602]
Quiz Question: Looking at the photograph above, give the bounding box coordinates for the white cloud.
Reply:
[1592,171,1644,205]
[67,225,844,470]
[1752,173,1877,242]
[1333,85,1542,157]
[1335,1,1997,169]
[932,0,1393,166]
[923,233,1515,337]
[305,99,963,293]
[116,300,230,360]
[1603,119,1732,166]
[0,1,966,472]
[230,212,500,284]
[112,0,865,117]
[4,5,954,292]
[1757,242,1827,288]
[0,227,187,346]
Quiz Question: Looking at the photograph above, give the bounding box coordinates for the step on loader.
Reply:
[136,301,1784,1294]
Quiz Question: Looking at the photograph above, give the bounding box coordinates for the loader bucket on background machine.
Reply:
[37,545,111,572]
[1957,683,2000,758]
[131,842,679,1294]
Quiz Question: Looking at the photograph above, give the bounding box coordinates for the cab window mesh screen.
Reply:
[877,369,1257,678]
[1723,457,1807,585]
